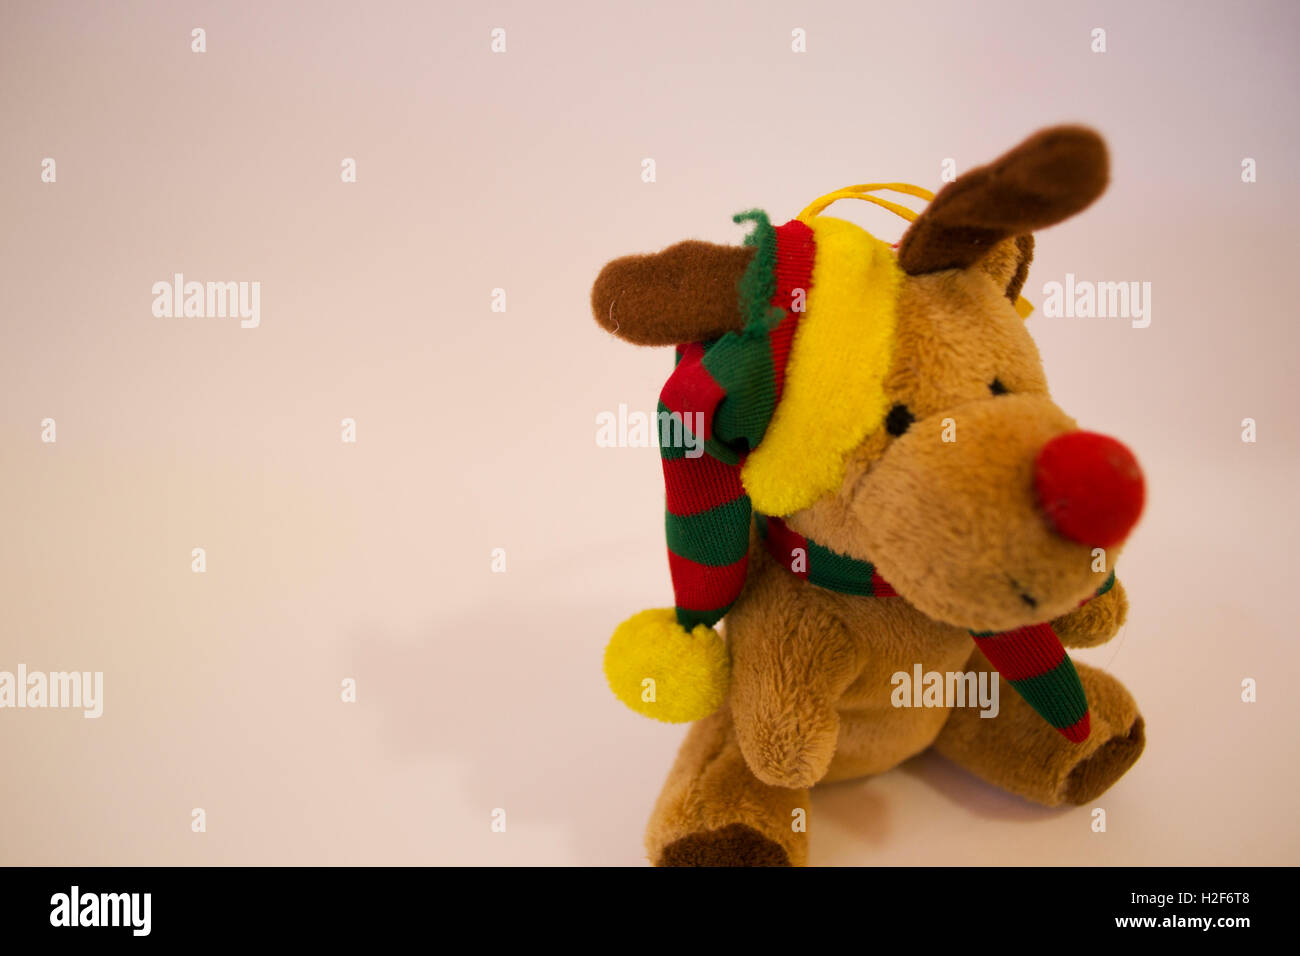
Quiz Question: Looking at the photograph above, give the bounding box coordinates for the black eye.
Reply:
[885,404,914,436]
[989,378,1008,395]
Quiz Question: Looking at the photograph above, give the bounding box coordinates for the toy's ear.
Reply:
[980,234,1035,306]
[898,125,1108,278]
[591,240,754,346]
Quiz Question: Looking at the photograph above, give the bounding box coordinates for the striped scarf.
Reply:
[757,514,1107,741]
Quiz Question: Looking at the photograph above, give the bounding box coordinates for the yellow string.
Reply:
[796,181,1034,318]
[796,183,935,223]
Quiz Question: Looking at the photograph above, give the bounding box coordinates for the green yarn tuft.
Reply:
[733,210,779,331]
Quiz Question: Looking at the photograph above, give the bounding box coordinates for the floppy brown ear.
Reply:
[898,125,1108,276]
[591,240,754,346]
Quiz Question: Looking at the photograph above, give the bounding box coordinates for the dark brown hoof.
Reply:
[657,823,791,867]
[1065,715,1146,804]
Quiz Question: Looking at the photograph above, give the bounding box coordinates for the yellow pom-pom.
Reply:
[604,608,730,723]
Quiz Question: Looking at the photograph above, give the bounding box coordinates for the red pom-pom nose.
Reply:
[1035,431,1145,548]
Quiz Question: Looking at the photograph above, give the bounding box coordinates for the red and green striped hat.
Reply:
[605,207,906,723]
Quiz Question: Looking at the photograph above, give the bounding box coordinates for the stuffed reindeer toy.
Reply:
[592,126,1146,866]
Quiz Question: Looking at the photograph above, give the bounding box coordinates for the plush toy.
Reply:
[591,126,1146,866]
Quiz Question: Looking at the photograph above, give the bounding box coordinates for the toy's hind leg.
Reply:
[646,708,808,866]
[933,649,1145,807]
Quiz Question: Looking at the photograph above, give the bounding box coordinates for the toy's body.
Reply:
[648,461,1139,868]
[592,128,1146,866]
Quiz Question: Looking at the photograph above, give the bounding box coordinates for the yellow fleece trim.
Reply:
[741,216,902,516]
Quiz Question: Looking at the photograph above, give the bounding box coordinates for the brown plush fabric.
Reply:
[727,538,864,788]
[897,125,1108,276]
[977,236,1024,302]
[1007,234,1035,303]
[1051,578,1128,648]
[595,126,1144,865]
[590,240,754,346]
[1065,716,1146,804]
[659,824,791,867]
[645,707,810,867]
[979,234,1035,305]
[933,651,1144,807]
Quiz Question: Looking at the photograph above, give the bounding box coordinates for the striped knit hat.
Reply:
[603,186,1076,735]
[605,191,912,724]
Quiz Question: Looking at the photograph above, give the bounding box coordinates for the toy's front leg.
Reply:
[933,648,1145,806]
[646,708,808,866]
[645,571,859,866]
[725,573,863,790]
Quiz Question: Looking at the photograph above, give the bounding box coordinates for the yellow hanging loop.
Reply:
[797,181,1034,318]
[796,183,934,224]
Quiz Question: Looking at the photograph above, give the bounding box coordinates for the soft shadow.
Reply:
[896,749,1070,822]
[812,776,892,846]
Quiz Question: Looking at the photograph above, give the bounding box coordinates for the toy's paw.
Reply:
[1064,714,1146,804]
[657,824,791,867]
[739,721,838,789]
[603,608,730,723]
[732,690,840,788]
[1051,578,1127,648]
